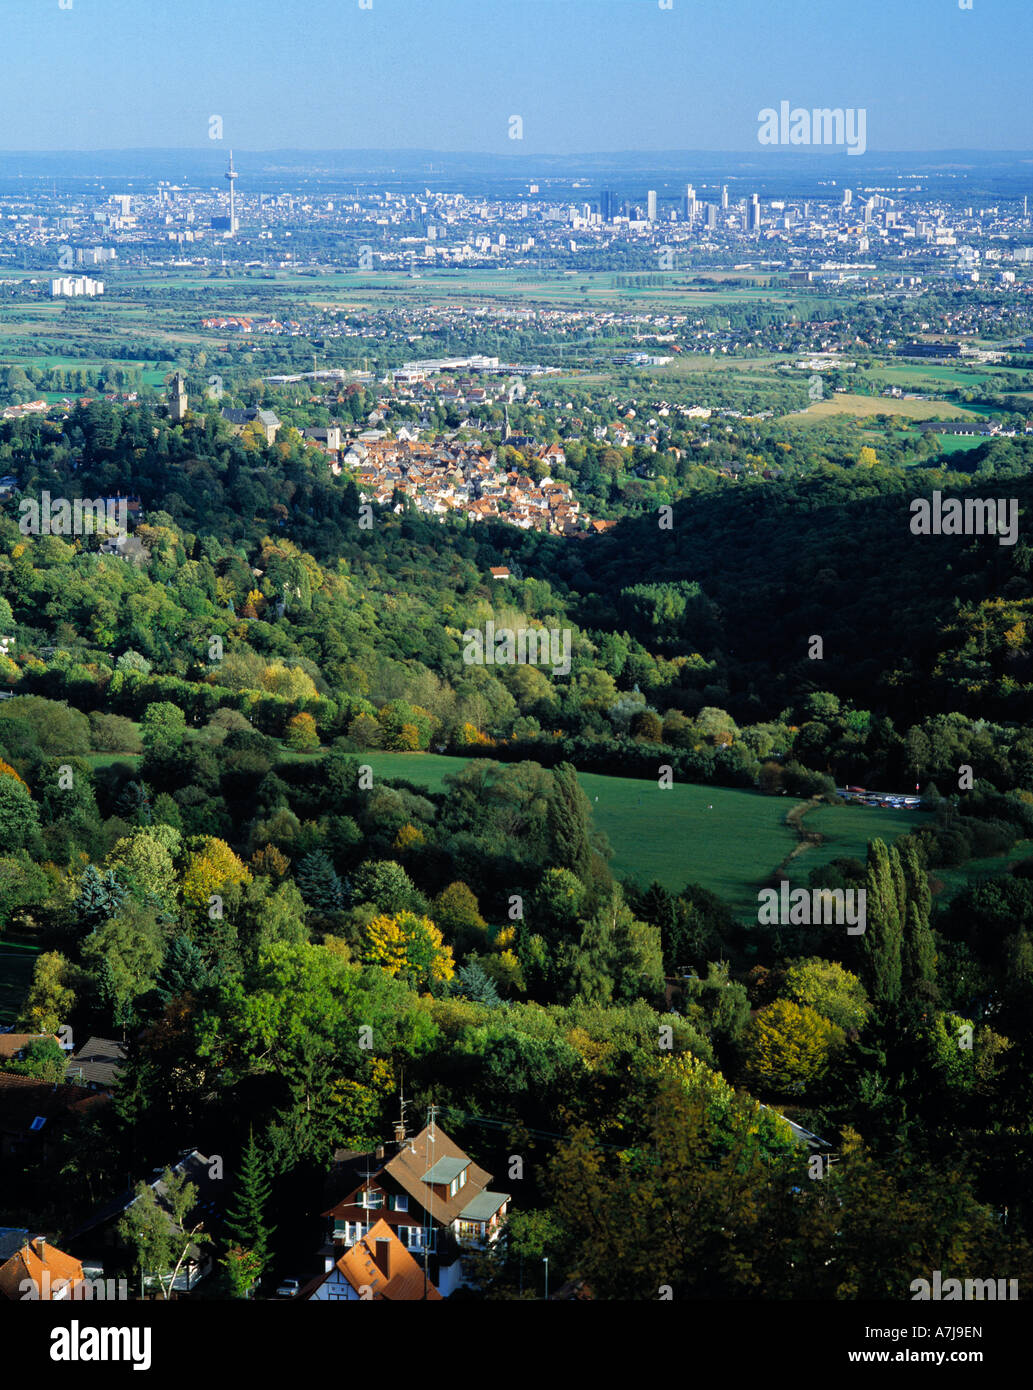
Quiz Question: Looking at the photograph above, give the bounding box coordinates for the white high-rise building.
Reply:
[647,189,658,221]
[683,184,697,221]
[51,276,104,297]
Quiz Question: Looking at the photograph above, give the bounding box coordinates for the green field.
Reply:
[360,753,925,918]
[863,362,1028,390]
[909,431,989,456]
[787,803,932,885]
[927,839,1033,906]
[81,752,142,770]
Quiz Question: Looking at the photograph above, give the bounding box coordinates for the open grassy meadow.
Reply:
[361,753,925,918]
[785,393,979,424]
[927,839,1033,907]
[786,802,932,886]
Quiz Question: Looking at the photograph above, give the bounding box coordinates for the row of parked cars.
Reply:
[839,785,922,810]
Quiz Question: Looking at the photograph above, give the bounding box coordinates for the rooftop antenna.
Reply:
[421,1103,440,1299]
[395,1079,409,1149]
[359,1145,375,1244]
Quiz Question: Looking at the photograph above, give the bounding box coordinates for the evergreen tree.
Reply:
[451,959,502,1007]
[641,880,677,952]
[114,779,152,825]
[294,851,346,914]
[224,1129,275,1275]
[156,935,216,1006]
[72,865,126,932]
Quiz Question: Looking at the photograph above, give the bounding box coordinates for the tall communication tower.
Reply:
[225,150,239,233]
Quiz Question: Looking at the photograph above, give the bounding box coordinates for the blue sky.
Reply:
[6,0,1031,152]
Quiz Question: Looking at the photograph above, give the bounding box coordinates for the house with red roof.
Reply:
[302,1219,442,1301]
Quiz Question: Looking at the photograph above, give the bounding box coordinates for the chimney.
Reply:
[36,1237,46,1264]
[393,1123,406,1147]
[373,1238,393,1282]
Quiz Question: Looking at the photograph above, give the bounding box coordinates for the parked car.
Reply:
[275,1278,300,1298]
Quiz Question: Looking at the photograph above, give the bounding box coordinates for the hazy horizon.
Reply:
[4,0,1031,155]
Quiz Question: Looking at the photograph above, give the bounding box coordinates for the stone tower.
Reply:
[169,372,188,423]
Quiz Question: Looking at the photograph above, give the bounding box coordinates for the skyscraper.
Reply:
[721,185,729,211]
[683,183,697,221]
[647,189,658,221]
[748,194,761,231]
[599,189,619,222]
[705,202,717,231]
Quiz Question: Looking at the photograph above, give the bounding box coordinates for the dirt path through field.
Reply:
[775,798,827,876]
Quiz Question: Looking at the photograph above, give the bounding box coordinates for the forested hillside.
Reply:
[3,398,1033,1301]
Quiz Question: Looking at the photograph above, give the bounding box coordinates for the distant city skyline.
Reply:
[2,0,1031,155]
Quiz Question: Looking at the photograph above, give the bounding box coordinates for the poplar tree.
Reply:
[546,762,594,882]
[900,839,937,999]
[863,839,903,1008]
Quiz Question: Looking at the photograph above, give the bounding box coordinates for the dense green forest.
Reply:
[3,397,1033,1299]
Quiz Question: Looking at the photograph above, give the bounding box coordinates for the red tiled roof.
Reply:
[0,1238,84,1301]
[308,1220,442,1301]
[0,1034,57,1060]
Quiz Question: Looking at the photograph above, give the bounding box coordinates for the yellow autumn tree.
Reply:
[858,446,878,468]
[457,722,493,747]
[261,663,319,701]
[392,823,425,853]
[285,711,320,751]
[181,836,252,911]
[740,999,845,1094]
[19,951,79,1034]
[364,911,454,989]
[0,758,28,789]
[250,843,290,878]
[240,419,268,452]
